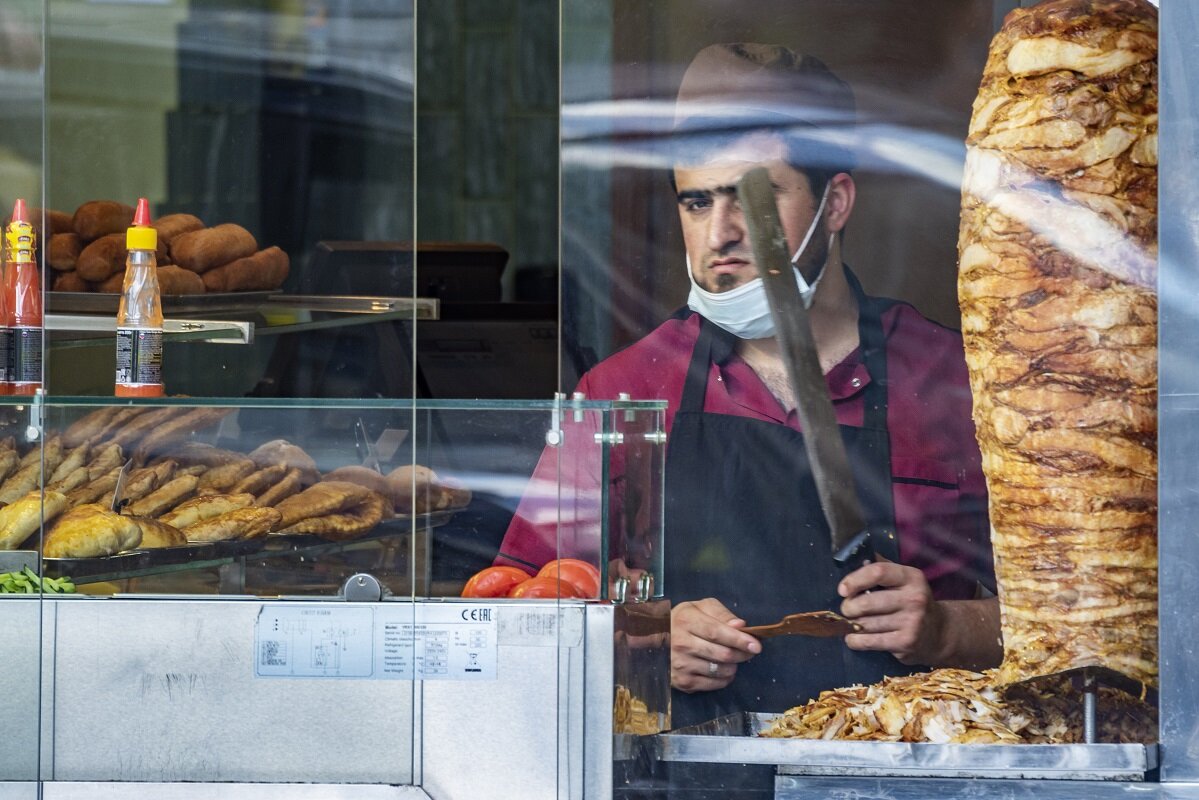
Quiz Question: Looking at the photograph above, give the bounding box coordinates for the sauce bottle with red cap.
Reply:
[115,198,164,397]
[4,200,42,396]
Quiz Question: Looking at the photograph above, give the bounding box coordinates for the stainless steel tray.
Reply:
[263,510,456,551]
[42,542,223,578]
[653,712,1157,781]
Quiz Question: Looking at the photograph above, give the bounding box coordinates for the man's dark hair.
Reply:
[671,43,857,193]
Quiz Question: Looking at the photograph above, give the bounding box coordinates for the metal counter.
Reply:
[655,712,1156,781]
[8,595,669,799]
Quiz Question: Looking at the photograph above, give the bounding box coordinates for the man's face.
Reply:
[674,133,828,293]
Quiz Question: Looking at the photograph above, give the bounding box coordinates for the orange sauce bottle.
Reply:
[115,198,164,397]
[5,199,41,396]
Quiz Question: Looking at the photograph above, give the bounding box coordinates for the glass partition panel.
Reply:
[0,0,44,786]
[559,0,1082,791]
[43,0,417,400]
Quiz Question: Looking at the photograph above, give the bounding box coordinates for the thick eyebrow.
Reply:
[676,185,735,204]
[676,181,783,204]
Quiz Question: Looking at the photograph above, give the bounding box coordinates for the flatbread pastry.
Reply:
[44,503,141,558]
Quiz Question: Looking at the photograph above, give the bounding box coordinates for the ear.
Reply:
[825,173,856,234]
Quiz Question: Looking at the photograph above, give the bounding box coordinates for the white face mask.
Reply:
[686,183,833,340]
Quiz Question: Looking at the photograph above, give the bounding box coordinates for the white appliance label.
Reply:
[376,604,498,680]
[255,605,375,678]
[255,604,497,681]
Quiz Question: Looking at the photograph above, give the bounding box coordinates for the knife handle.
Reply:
[832,529,875,572]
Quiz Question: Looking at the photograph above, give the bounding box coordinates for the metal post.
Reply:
[1082,669,1098,745]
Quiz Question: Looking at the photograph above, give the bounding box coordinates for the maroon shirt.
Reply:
[497,304,992,600]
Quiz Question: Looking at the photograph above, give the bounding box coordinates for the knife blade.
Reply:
[110,459,134,512]
[736,167,874,568]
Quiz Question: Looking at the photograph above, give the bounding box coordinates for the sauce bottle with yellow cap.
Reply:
[115,198,164,397]
[5,199,42,396]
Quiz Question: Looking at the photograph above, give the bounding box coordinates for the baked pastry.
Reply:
[0,491,69,550]
[66,467,121,508]
[0,463,40,505]
[183,507,281,542]
[159,493,255,529]
[248,439,320,485]
[127,516,188,548]
[196,459,256,494]
[125,474,199,518]
[46,465,93,494]
[48,442,91,485]
[83,442,124,480]
[108,406,190,450]
[958,0,1158,686]
[277,490,387,542]
[131,408,230,465]
[231,464,289,497]
[323,465,393,502]
[44,503,142,558]
[254,468,303,507]
[117,460,178,506]
[273,480,387,540]
[388,464,472,514]
[0,449,19,484]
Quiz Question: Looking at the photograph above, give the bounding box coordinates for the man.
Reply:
[497,43,999,729]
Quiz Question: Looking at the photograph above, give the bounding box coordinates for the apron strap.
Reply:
[680,270,900,562]
[844,267,900,564]
[846,268,892,433]
[679,319,717,414]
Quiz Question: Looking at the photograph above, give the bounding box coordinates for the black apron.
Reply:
[664,273,908,730]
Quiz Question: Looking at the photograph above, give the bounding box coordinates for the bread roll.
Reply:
[202,246,290,292]
[152,213,204,246]
[158,265,206,295]
[76,233,126,282]
[171,224,257,274]
[48,233,82,272]
[958,0,1158,687]
[32,208,74,240]
[72,201,133,242]
[53,272,91,292]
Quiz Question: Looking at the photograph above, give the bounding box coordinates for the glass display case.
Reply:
[2,0,1193,797]
[0,2,667,798]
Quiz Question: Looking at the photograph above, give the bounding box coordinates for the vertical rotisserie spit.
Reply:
[958,0,1158,687]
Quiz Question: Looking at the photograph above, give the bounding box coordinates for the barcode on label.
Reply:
[521,612,557,636]
[261,640,287,666]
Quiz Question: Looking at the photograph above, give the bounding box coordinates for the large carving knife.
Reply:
[736,167,874,570]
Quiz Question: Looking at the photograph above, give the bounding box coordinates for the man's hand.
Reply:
[838,560,1002,670]
[671,598,762,693]
[838,560,945,665]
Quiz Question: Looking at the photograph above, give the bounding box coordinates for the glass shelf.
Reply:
[43,294,440,349]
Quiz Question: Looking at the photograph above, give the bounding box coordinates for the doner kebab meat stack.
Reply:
[958,0,1158,686]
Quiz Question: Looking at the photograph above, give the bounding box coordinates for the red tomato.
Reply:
[537,558,601,598]
[461,566,532,598]
[508,575,585,599]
